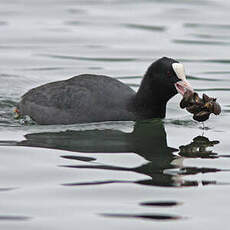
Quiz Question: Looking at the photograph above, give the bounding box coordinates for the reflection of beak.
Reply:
[175,80,193,95]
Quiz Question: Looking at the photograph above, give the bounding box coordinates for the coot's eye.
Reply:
[167,71,171,77]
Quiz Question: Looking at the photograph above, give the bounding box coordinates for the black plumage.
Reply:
[18,57,183,125]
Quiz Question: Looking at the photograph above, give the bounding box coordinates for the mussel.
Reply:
[186,104,203,114]
[193,92,203,104]
[212,101,221,115]
[180,91,221,122]
[193,111,211,122]
[202,93,212,103]
[180,90,194,108]
[203,98,221,115]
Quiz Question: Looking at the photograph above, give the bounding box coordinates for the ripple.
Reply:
[67,8,87,15]
[0,141,17,146]
[173,39,230,46]
[42,54,138,62]
[124,23,166,32]
[202,71,230,75]
[0,99,17,108]
[22,67,65,71]
[184,23,230,30]
[140,201,181,207]
[186,75,221,82]
[88,67,103,70]
[101,213,183,221]
[141,0,211,5]
[164,119,198,127]
[65,20,85,26]
[61,155,96,162]
[0,187,17,192]
[222,109,230,113]
[0,215,31,221]
[0,21,7,26]
[62,180,129,186]
[191,33,230,40]
[116,75,141,79]
[0,73,22,79]
[178,58,230,64]
[195,88,230,92]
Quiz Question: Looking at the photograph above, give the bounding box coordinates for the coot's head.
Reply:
[149,57,192,95]
[135,57,193,118]
[139,57,193,101]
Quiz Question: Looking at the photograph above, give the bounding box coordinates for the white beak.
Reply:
[172,63,194,95]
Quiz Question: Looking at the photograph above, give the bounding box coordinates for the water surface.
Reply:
[0,0,230,229]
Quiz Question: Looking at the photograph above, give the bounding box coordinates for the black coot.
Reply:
[18,57,193,125]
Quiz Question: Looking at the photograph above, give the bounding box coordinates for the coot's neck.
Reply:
[132,73,169,119]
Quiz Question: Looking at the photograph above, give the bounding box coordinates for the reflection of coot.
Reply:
[18,120,176,161]
[16,121,221,187]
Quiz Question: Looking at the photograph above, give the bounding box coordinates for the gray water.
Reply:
[0,0,230,229]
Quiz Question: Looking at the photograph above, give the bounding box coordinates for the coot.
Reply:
[17,57,193,125]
